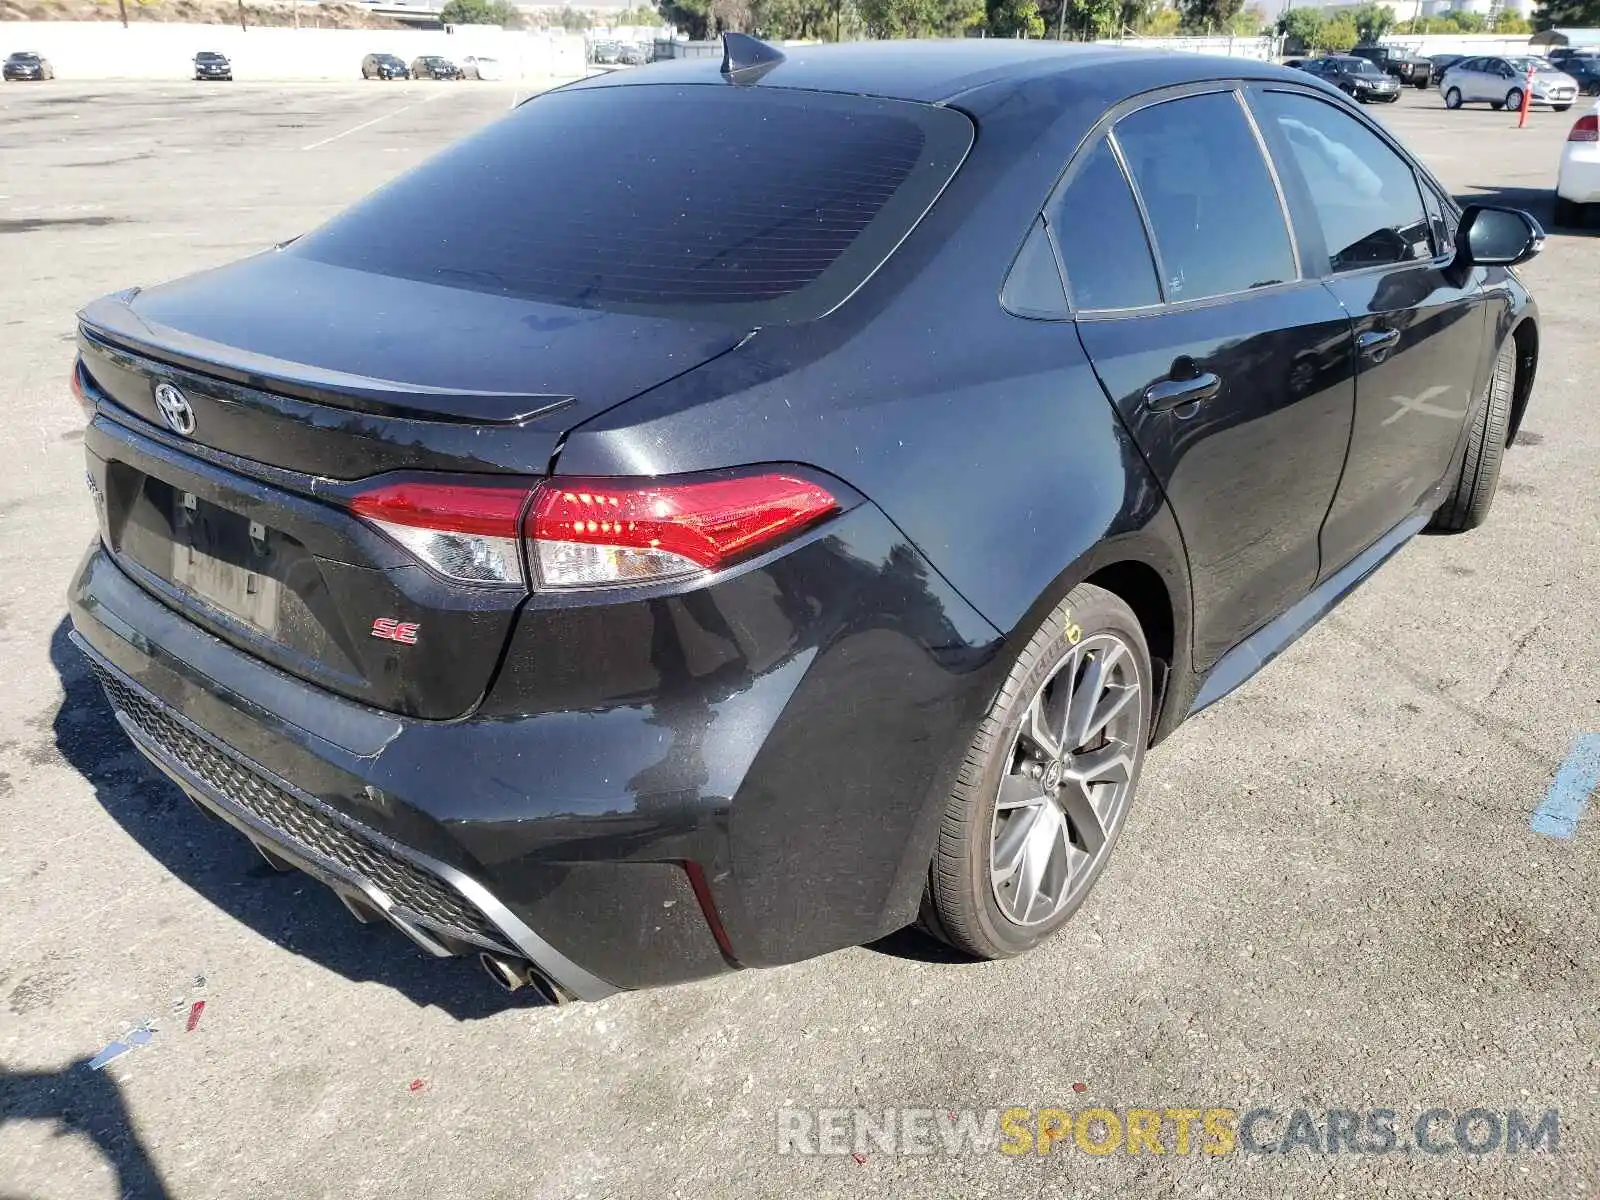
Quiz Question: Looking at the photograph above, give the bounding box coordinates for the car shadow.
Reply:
[863,924,983,965]
[1455,184,1599,234]
[0,1057,171,1199]
[48,618,546,1021]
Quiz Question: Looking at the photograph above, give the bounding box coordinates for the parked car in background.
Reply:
[1555,98,1600,225]
[617,44,647,67]
[361,52,409,80]
[1350,44,1433,88]
[1428,53,1465,77]
[3,51,53,81]
[1301,56,1402,102]
[461,55,503,80]
[1440,56,1579,112]
[411,55,462,80]
[67,41,1543,1002]
[590,40,619,65]
[1559,54,1600,96]
[194,51,232,81]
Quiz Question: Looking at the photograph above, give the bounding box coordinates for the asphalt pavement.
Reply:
[0,80,1596,1199]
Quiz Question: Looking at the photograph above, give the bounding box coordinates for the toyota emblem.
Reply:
[153,383,196,436]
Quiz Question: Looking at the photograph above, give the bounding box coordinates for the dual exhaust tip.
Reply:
[478,951,567,1006]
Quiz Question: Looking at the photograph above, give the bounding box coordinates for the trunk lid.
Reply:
[77,254,751,719]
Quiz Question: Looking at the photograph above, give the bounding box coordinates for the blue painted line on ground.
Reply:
[1531,733,1600,839]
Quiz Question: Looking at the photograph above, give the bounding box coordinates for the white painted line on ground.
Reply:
[300,89,449,152]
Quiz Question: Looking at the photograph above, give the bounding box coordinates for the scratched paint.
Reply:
[1530,734,1600,839]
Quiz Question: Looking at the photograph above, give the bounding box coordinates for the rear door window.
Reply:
[289,85,972,323]
[1046,137,1161,311]
[1111,91,1297,302]
[1254,91,1431,272]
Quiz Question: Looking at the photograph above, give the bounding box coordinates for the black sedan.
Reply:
[1299,54,1403,102]
[3,51,53,81]
[411,55,462,80]
[68,36,1542,1002]
[194,50,232,81]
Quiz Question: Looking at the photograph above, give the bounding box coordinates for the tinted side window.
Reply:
[1255,91,1430,273]
[1113,91,1296,302]
[1048,137,1161,311]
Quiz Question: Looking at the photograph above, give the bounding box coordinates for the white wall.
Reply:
[0,21,588,82]
[1099,34,1277,60]
[1378,31,1542,55]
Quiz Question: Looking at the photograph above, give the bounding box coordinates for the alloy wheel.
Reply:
[988,632,1143,927]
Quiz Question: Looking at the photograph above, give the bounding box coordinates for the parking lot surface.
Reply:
[1,81,1596,1199]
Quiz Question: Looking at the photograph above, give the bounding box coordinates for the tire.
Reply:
[1554,103,1571,112]
[1383,94,1399,103]
[1414,79,1430,89]
[922,584,1152,959]
[1506,87,1523,111]
[1554,196,1582,226]
[1445,87,1462,109]
[1429,339,1515,533]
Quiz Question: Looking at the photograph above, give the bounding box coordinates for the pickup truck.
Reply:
[1350,44,1434,88]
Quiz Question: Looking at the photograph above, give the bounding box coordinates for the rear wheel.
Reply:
[1445,87,1463,109]
[922,584,1152,959]
[1554,103,1572,112]
[1414,78,1430,89]
[1429,339,1515,533]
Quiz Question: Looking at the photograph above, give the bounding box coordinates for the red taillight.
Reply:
[349,470,840,591]
[528,472,839,589]
[1570,114,1599,142]
[350,480,532,586]
[70,360,92,416]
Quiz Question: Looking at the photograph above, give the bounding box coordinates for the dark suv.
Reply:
[1351,44,1433,88]
[361,52,409,80]
[411,55,462,80]
[68,39,1542,1003]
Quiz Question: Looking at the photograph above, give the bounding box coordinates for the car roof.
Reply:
[564,40,1314,105]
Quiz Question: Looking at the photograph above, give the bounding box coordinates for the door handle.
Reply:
[1357,328,1402,360]
[1144,371,1221,414]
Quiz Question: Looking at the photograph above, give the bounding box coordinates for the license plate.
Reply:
[170,493,282,635]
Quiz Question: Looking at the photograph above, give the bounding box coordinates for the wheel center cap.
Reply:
[1041,760,1064,791]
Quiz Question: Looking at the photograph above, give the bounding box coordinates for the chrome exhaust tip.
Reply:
[478,952,568,1004]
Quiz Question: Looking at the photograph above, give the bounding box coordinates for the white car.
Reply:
[1555,99,1600,225]
[460,55,503,81]
[1439,55,1580,112]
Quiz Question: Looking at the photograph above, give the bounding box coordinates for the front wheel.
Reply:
[1445,87,1463,109]
[1414,79,1430,89]
[1554,103,1572,112]
[1506,87,1524,111]
[921,584,1152,959]
[1429,339,1515,533]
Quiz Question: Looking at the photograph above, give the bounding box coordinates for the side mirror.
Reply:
[1455,205,1544,269]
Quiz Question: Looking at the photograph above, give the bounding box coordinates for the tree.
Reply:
[1348,2,1393,41]
[1447,8,1486,30]
[857,0,984,36]
[1230,3,1266,34]
[1535,0,1600,31]
[1137,5,1180,33]
[1180,0,1243,34]
[1495,13,1533,31]
[1277,5,1323,49]
[1315,14,1358,50]
[988,0,1046,36]
[440,0,514,24]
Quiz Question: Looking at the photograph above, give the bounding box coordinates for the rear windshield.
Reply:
[288,84,973,322]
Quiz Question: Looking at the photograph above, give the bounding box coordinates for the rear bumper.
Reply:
[1557,152,1600,203]
[69,500,1003,994]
